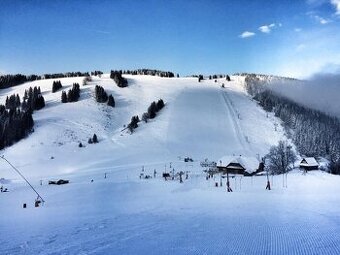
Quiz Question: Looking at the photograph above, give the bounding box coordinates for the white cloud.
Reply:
[331,0,340,15]
[315,15,331,24]
[239,31,255,38]
[259,23,276,33]
[295,28,302,32]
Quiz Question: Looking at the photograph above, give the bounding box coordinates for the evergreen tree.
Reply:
[95,85,108,103]
[107,95,115,107]
[61,91,67,103]
[148,102,157,119]
[92,134,98,143]
[156,99,165,110]
[52,80,62,93]
[127,115,139,133]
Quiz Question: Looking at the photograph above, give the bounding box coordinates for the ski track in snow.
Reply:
[220,88,252,155]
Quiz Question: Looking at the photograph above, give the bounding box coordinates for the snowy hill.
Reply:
[0,74,286,179]
[2,74,340,254]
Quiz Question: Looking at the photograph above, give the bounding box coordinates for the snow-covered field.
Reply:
[1,75,339,254]
[1,169,340,254]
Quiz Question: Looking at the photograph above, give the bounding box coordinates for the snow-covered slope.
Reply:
[2,75,340,254]
[0,74,285,179]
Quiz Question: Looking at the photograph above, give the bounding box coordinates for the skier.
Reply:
[153,169,157,178]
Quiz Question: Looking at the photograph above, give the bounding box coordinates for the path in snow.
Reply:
[220,88,252,155]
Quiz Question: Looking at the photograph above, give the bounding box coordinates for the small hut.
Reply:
[299,157,319,171]
[217,156,260,175]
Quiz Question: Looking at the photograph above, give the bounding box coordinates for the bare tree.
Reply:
[265,140,297,175]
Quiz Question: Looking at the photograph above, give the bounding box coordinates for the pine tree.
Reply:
[156,99,165,110]
[107,95,115,107]
[92,133,98,143]
[148,102,157,119]
[61,91,67,103]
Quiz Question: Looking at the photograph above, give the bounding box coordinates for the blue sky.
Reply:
[0,0,340,78]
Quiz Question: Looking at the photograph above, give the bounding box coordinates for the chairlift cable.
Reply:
[0,155,45,203]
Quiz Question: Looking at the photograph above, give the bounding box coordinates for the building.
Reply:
[299,157,319,171]
[217,156,260,175]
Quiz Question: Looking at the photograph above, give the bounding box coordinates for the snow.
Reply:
[1,169,340,254]
[1,74,339,254]
[300,157,319,167]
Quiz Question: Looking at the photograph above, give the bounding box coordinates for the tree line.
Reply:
[0,71,92,89]
[0,74,41,89]
[121,69,175,78]
[0,86,46,150]
[128,99,165,133]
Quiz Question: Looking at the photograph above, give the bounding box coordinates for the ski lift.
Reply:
[35,196,43,207]
[0,155,46,206]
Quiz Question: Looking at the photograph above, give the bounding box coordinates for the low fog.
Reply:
[269,72,340,119]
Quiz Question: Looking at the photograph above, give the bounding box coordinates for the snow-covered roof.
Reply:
[218,156,260,173]
[300,157,318,167]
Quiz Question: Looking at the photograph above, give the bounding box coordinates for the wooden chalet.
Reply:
[217,156,260,175]
[299,157,319,171]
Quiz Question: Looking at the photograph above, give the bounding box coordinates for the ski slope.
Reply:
[0,74,285,179]
[3,74,339,254]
